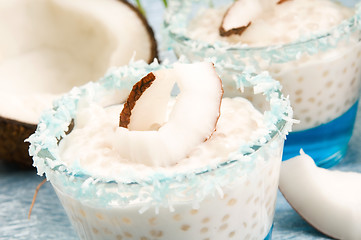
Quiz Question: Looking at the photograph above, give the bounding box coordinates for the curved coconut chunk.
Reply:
[219,0,290,37]
[279,151,361,240]
[117,62,223,167]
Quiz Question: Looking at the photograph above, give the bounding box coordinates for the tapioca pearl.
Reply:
[200,227,209,234]
[116,234,123,240]
[295,89,303,96]
[228,231,236,238]
[300,108,309,114]
[202,217,210,224]
[222,214,230,222]
[79,209,86,217]
[181,224,191,231]
[96,213,104,220]
[308,97,315,103]
[246,195,254,205]
[352,61,356,68]
[190,209,199,215]
[351,77,357,86]
[251,222,258,229]
[337,82,344,88]
[219,223,228,231]
[148,217,157,226]
[326,104,335,111]
[297,76,304,83]
[252,212,258,219]
[322,70,329,77]
[243,222,248,228]
[305,117,312,123]
[92,227,99,234]
[329,92,336,98]
[227,198,237,206]
[150,230,163,237]
[343,67,348,74]
[325,81,334,88]
[355,67,360,74]
[124,232,133,238]
[122,217,132,224]
[294,97,303,104]
[173,214,182,221]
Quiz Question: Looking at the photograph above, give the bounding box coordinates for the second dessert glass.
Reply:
[164,0,361,168]
[28,60,293,240]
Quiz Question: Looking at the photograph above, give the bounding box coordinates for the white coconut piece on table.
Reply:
[219,0,290,36]
[279,151,361,240]
[0,0,157,168]
[118,62,223,167]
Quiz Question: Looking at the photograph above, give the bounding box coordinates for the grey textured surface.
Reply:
[1,1,361,239]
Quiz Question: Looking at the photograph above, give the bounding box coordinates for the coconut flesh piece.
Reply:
[219,0,290,36]
[0,0,157,124]
[279,151,361,240]
[0,0,157,167]
[118,62,223,167]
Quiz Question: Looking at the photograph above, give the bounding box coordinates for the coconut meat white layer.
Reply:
[188,0,353,46]
[58,97,266,178]
[187,0,358,131]
[0,0,152,124]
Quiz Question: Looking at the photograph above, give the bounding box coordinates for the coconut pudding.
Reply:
[0,0,157,168]
[164,0,361,167]
[28,61,293,240]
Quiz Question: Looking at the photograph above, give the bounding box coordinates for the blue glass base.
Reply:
[283,101,359,168]
[264,224,273,240]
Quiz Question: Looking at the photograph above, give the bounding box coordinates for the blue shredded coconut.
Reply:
[28,60,293,209]
[164,0,361,68]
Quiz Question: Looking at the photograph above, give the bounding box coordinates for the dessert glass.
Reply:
[164,0,361,168]
[28,61,293,240]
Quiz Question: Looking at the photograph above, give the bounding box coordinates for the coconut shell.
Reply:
[0,117,36,169]
[119,0,158,62]
[119,72,156,128]
[0,0,158,169]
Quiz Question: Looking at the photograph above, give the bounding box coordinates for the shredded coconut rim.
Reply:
[28,60,293,208]
[164,0,361,64]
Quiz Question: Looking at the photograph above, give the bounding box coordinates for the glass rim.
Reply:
[28,60,293,187]
[164,0,361,56]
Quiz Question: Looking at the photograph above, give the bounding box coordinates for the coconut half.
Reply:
[118,62,223,167]
[0,0,157,168]
[219,0,290,36]
[279,151,361,240]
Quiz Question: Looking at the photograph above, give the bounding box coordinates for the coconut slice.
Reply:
[119,69,176,131]
[117,62,223,167]
[219,0,290,37]
[279,151,361,240]
[0,0,157,168]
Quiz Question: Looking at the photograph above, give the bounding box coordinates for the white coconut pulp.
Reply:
[58,63,266,171]
[0,0,154,124]
[187,0,361,131]
[55,63,281,240]
[279,151,361,240]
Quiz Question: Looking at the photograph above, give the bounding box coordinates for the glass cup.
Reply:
[164,0,361,168]
[28,61,293,240]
